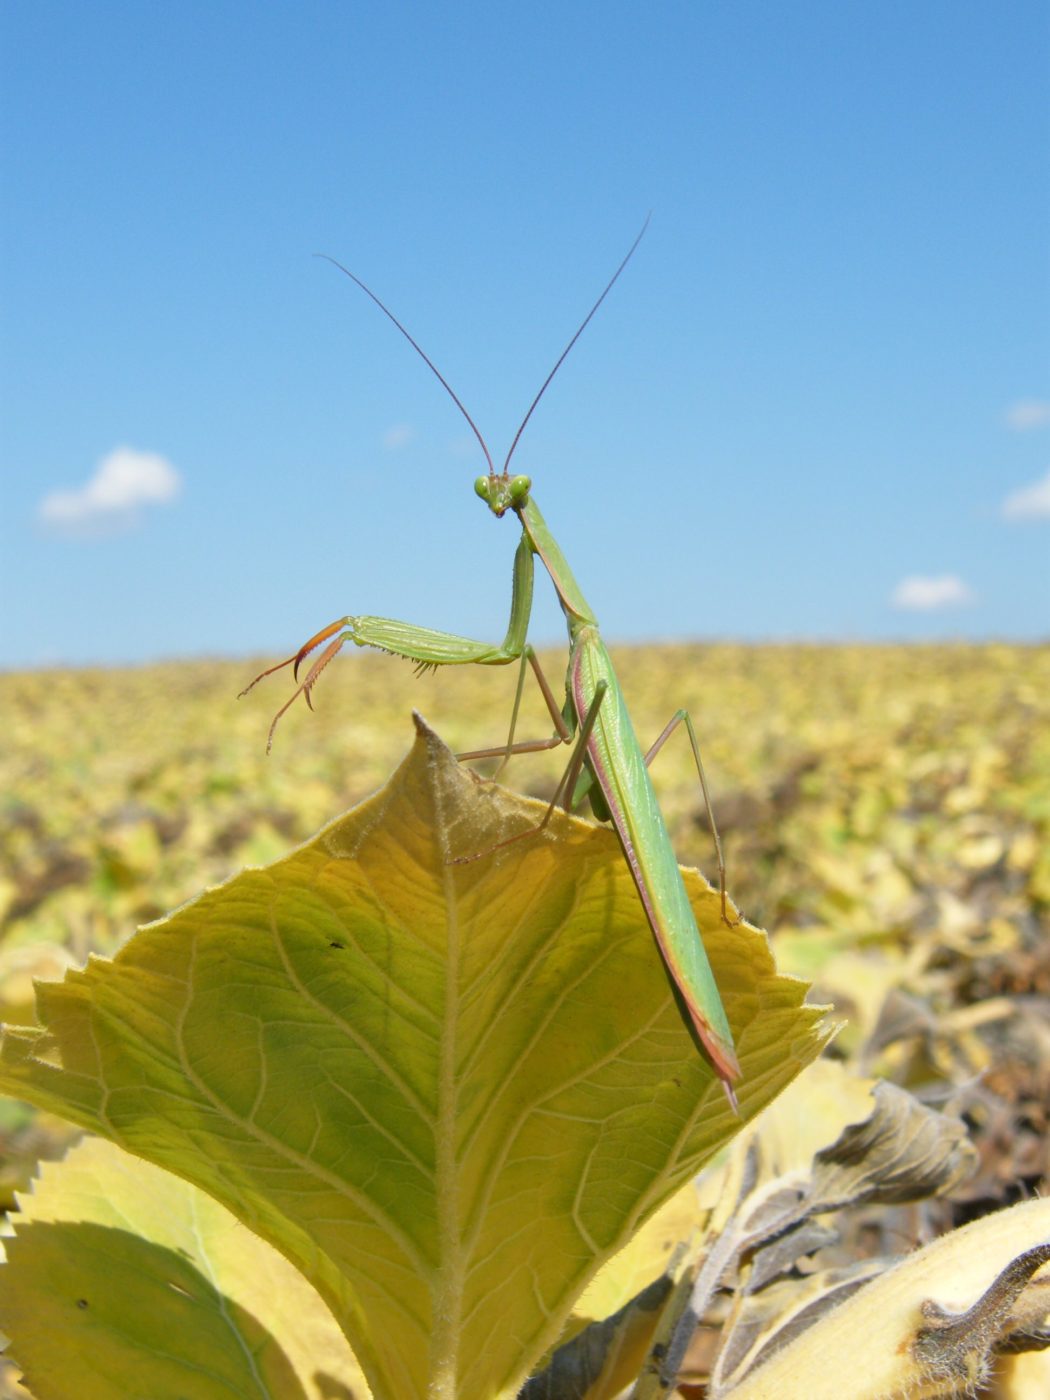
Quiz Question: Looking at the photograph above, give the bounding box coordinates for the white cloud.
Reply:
[1005,400,1050,432]
[39,446,181,531]
[1001,467,1050,522]
[381,424,415,452]
[891,575,975,612]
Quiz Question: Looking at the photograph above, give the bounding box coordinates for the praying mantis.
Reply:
[242,225,743,1107]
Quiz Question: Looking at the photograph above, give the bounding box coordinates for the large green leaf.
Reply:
[0,1134,367,1400]
[0,718,827,1400]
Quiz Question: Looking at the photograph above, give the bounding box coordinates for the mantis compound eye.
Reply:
[474,476,492,502]
[508,475,532,504]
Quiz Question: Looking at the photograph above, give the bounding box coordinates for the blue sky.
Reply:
[2,1,1047,667]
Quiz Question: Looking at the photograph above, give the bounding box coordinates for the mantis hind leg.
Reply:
[644,710,740,929]
[449,681,608,867]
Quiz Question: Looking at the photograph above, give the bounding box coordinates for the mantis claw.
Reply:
[292,619,347,681]
[239,620,349,752]
[237,620,341,698]
[261,635,347,752]
[238,654,296,699]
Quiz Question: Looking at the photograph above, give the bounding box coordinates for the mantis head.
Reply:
[475,472,532,518]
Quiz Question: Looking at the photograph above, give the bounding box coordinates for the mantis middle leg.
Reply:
[449,681,609,866]
[455,645,570,772]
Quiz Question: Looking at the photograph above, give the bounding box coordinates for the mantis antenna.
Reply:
[315,214,650,473]
[501,214,650,474]
[313,254,495,473]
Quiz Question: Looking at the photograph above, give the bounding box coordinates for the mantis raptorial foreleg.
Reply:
[241,534,539,751]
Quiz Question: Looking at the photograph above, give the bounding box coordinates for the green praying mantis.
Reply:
[242,225,743,1107]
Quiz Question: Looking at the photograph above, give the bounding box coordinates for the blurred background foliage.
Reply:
[2,642,1048,1227]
